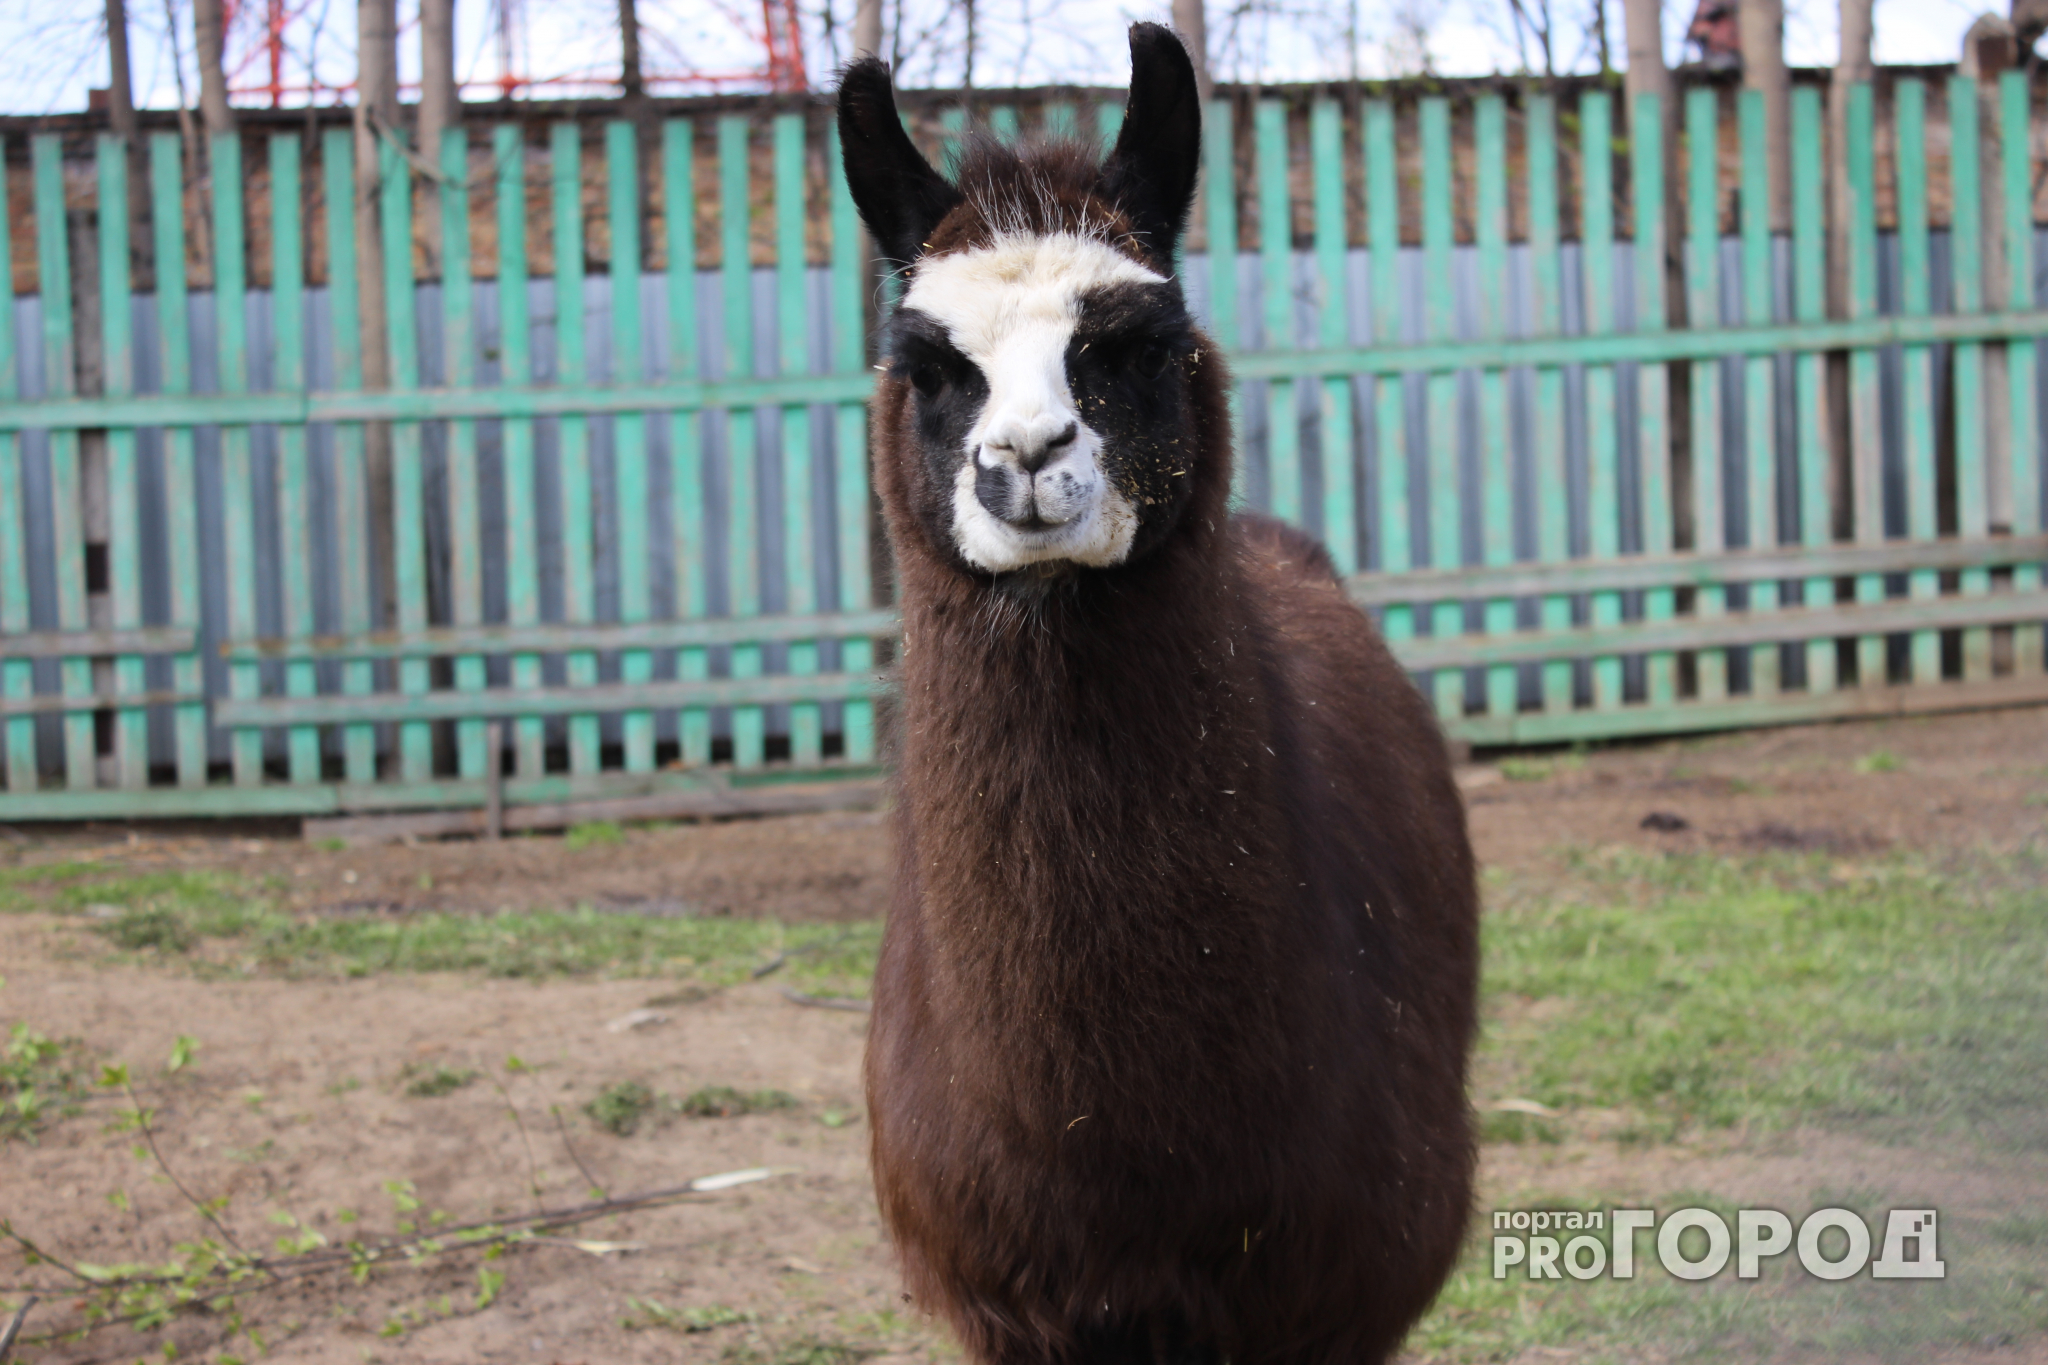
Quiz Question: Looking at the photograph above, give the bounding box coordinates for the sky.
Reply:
[0,0,1997,118]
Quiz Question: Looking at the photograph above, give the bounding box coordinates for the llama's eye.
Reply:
[910,362,945,397]
[1134,340,1171,379]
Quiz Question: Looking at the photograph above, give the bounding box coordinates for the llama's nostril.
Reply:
[1016,424,1078,475]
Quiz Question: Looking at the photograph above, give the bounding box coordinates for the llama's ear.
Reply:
[1098,23,1203,270]
[837,59,962,270]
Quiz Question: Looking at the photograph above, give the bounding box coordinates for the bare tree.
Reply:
[420,0,457,163]
[105,0,138,141]
[619,0,644,99]
[1739,0,1790,230]
[854,0,884,57]
[194,0,233,134]
[356,0,400,622]
[1173,0,1211,102]
[1829,0,1873,316]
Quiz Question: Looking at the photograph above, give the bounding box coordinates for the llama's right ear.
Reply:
[1098,23,1202,270]
[837,59,962,270]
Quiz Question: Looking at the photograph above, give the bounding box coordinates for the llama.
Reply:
[838,26,1479,1365]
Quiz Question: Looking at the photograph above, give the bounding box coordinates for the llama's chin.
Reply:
[950,460,1139,574]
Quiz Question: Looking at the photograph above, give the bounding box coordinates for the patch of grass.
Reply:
[1855,749,1903,774]
[1,1022,92,1140]
[722,1338,881,1365]
[564,820,625,851]
[1990,1211,2048,1247]
[1414,1184,2048,1362]
[0,863,881,990]
[679,1086,800,1118]
[620,1298,754,1332]
[399,1064,477,1098]
[1480,850,2048,1147]
[585,1081,658,1136]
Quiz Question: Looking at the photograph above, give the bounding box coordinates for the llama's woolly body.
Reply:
[841,30,1479,1365]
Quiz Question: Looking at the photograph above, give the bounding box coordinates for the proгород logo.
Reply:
[1490,1207,1944,1281]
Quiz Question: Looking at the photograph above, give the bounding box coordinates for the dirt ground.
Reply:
[3,704,2048,1365]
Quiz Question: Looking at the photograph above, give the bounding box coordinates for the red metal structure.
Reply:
[212,0,811,105]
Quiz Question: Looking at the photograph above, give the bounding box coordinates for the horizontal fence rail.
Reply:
[1,74,2046,820]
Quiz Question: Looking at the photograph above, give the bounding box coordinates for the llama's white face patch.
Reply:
[901,234,1164,573]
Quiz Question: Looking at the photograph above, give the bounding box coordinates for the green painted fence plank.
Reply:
[1205,98,1242,508]
[218,672,889,728]
[721,113,766,769]
[209,132,265,787]
[22,307,2048,433]
[1474,94,1515,720]
[33,134,94,789]
[988,104,1019,144]
[1344,532,2048,602]
[223,608,902,661]
[323,127,377,783]
[1790,85,1836,694]
[1420,97,1462,721]
[1446,672,2048,749]
[1043,102,1076,140]
[1847,82,1887,688]
[2005,72,2044,675]
[1529,94,1572,716]
[1364,100,1410,651]
[1581,91,1625,711]
[497,123,546,777]
[1896,80,1941,685]
[664,117,714,767]
[381,130,433,782]
[607,121,655,772]
[1949,77,1992,683]
[776,111,821,765]
[1632,92,1677,707]
[1310,99,1356,572]
[554,121,601,774]
[1388,589,2048,671]
[1257,100,1299,525]
[269,132,320,783]
[444,127,489,779]
[149,135,203,789]
[0,136,28,792]
[829,120,876,763]
[1737,89,1780,699]
[1096,102,1123,152]
[1685,87,1728,702]
[95,137,149,789]
[939,106,966,176]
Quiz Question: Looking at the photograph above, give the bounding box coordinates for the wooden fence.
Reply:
[1,75,2045,821]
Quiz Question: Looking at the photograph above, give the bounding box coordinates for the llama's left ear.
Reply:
[838,58,963,270]
[1098,23,1202,271]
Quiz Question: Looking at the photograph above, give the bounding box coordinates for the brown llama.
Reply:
[838,26,1479,1365]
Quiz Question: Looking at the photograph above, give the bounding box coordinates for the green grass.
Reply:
[1420,849,2048,1361]
[583,1080,802,1135]
[0,864,879,995]
[1477,849,2048,1148]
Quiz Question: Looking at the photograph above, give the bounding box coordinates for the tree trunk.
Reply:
[105,0,137,141]
[356,0,400,625]
[419,0,457,265]
[1623,0,1690,557]
[419,0,457,167]
[1739,0,1791,230]
[194,0,234,134]
[1826,0,1873,539]
[852,0,882,58]
[619,0,643,100]
[1172,0,1211,105]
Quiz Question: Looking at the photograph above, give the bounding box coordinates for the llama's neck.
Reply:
[893,533,1286,950]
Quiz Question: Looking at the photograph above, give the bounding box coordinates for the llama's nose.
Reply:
[987,420,1078,475]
